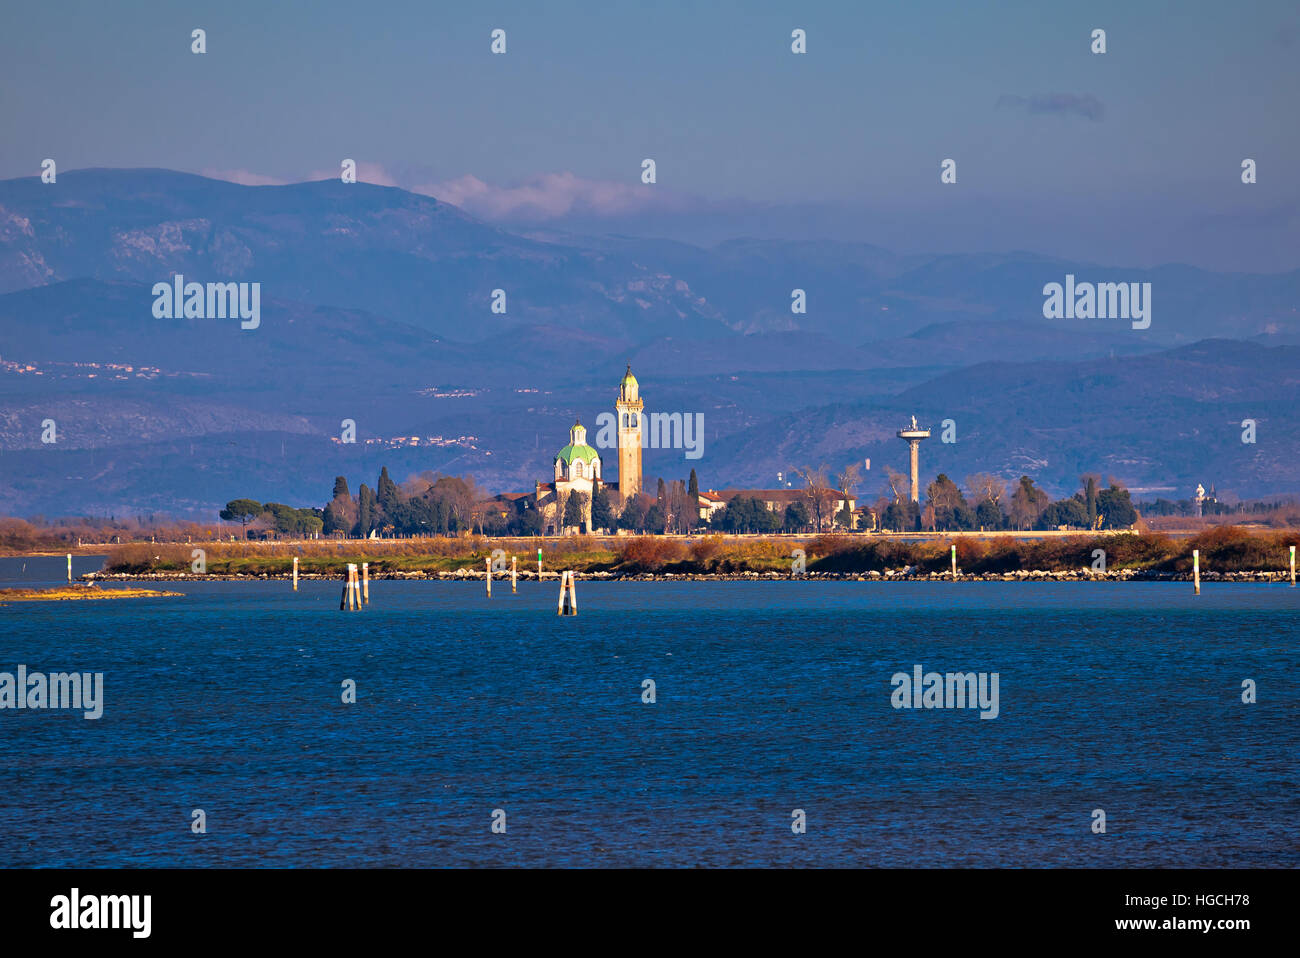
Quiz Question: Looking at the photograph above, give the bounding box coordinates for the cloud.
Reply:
[412,172,680,221]
[204,165,693,222]
[201,168,287,186]
[995,93,1105,122]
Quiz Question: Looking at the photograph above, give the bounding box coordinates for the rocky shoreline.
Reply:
[84,569,1294,583]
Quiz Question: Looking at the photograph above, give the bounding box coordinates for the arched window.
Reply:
[573,461,583,478]
[630,413,638,428]
[622,413,628,427]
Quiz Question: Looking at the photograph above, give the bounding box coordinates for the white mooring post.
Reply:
[538,548,543,579]
[558,570,577,616]
[1290,545,1296,587]
[67,553,72,584]
[293,556,299,591]
[362,562,369,604]
[1193,549,1201,595]
[511,556,517,594]
[951,545,957,579]
[341,564,352,610]
[486,557,492,597]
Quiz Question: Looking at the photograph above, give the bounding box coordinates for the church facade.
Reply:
[531,365,645,535]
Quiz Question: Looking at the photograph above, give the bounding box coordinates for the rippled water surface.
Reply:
[3,557,1297,867]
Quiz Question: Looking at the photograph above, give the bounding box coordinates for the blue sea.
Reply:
[2,555,1297,867]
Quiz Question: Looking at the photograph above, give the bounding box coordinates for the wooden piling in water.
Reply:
[66,553,72,584]
[486,557,492,597]
[511,556,517,593]
[538,548,543,579]
[340,564,352,610]
[950,545,957,580]
[556,570,577,615]
[293,556,299,591]
[1193,549,1200,595]
[344,563,360,610]
[362,562,369,604]
[1291,545,1296,587]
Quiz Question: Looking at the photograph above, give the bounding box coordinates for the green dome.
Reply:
[556,443,600,465]
[557,419,599,465]
[620,364,637,388]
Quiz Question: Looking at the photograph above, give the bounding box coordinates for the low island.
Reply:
[0,585,183,603]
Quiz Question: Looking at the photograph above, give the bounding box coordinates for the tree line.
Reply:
[217,466,1140,540]
[874,472,1137,532]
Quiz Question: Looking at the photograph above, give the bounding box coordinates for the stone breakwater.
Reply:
[84,569,1293,583]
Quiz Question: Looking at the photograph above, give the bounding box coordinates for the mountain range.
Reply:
[0,169,1296,517]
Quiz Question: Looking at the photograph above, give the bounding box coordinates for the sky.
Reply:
[1,0,1297,270]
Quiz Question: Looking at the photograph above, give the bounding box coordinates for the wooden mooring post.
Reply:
[1291,545,1296,587]
[292,556,299,591]
[66,553,72,584]
[341,563,356,610]
[362,562,369,604]
[511,556,517,594]
[1193,549,1201,595]
[557,570,578,616]
[486,557,492,597]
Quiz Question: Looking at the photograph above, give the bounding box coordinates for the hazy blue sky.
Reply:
[2,0,1296,269]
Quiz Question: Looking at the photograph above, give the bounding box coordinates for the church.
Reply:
[532,365,645,535]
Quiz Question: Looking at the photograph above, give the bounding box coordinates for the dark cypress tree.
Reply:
[356,484,376,537]
[1082,474,1100,530]
[429,496,448,536]
[562,491,588,531]
[376,466,400,511]
[590,486,615,532]
[688,469,699,501]
[323,477,354,536]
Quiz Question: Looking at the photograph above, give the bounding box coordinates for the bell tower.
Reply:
[616,364,644,501]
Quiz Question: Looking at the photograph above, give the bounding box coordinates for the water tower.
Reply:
[896,416,931,503]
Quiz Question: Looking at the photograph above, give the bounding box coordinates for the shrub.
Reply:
[618,538,688,572]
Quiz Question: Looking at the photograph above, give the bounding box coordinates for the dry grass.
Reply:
[98,528,1300,576]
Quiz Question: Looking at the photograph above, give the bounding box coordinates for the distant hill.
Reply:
[2,169,1296,346]
[704,340,1300,501]
[0,169,1296,515]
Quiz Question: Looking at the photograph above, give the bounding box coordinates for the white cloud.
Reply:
[413,172,676,221]
[203,166,690,222]
[200,168,287,186]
